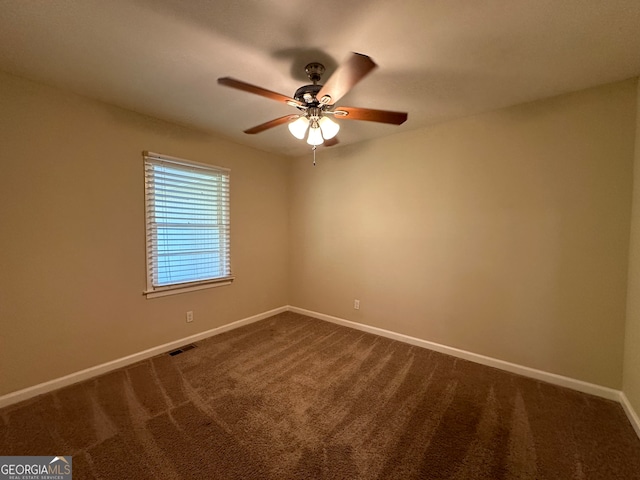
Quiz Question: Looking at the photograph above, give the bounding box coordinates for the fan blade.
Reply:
[244,114,299,134]
[316,53,377,106]
[218,77,303,107]
[333,106,407,125]
[323,137,339,147]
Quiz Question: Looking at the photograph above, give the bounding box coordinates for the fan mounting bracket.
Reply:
[305,63,326,84]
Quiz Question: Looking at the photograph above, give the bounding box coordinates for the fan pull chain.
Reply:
[312,145,317,166]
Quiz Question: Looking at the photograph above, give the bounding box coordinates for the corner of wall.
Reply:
[622,76,640,434]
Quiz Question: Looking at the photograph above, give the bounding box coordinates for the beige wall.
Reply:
[2,70,638,399]
[624,80,640,414]
[0,72,290,396]
[290,79,637,389]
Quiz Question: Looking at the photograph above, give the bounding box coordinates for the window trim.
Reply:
[143,151,234,299]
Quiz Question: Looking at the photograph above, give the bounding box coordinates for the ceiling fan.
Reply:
[217,52,408,149]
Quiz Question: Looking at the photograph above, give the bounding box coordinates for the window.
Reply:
[143,151,232,298]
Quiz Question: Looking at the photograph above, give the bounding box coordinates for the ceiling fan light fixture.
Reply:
[306,124,324,146]
[288,116,309,139]
[318,116,340,140]
[218,53,407,152]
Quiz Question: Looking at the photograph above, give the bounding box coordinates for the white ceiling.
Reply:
[1,0,640,157]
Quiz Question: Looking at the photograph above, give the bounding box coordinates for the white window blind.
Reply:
[144,151,232,296]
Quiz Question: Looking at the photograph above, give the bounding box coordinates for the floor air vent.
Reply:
[168,344,197,356]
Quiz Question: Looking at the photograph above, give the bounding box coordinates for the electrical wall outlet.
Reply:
[354,299,360,310]
[186,311,194,323]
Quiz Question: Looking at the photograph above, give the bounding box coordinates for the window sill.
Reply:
[144,277,234,299]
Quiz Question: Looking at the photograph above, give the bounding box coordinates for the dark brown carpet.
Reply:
[1,311,639,479]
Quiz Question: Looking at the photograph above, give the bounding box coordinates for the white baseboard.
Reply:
[288,306,622,402]
[620,392,640,439]
[0,306,288,409]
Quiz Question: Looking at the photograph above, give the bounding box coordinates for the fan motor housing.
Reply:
[294,84,323,106]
